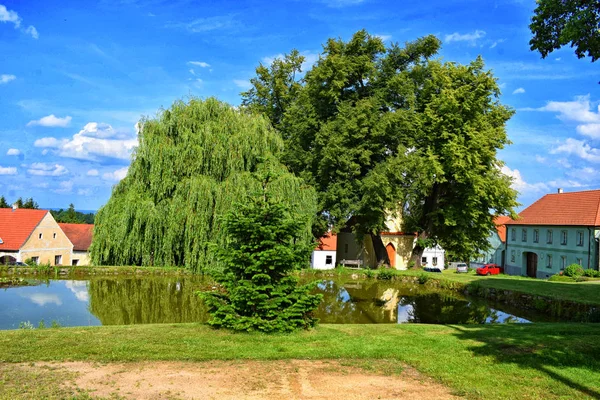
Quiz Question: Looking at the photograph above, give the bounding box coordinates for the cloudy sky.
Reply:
[0,0,598,211]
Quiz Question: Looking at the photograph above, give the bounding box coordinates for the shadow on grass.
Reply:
[450,324,600,399]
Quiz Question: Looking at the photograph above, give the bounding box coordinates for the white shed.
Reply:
[421,245,445,269]
[311,232,337,270]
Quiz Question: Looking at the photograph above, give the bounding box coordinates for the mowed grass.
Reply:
[2,323,600,399]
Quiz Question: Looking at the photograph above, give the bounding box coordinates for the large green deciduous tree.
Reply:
[530,0,600,62]
[91,98,317,272]
[242,30,517,263]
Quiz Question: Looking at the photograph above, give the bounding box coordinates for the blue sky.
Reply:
[0,0,598,211]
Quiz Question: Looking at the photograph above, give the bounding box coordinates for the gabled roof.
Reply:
[0,209,49,251]
[58,223,93,251]
[494,216,512,242]
[315,232,337,251]
[505,189,600,226]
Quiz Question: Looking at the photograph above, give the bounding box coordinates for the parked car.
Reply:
[455,263,469,273]
[8,261,28,266]
[476,263,502,276]
[423,266,442,273]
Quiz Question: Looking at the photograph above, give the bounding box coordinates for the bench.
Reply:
[339,259,363,268]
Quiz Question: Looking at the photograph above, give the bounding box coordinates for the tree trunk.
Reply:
[410,231,428,268]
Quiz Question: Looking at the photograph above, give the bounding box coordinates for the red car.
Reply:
[476,263,502,276]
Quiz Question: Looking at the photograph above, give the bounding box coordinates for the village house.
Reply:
[472,216,510,267]
[58,223,94,266]
[0,207,73,266]
[310,232,337,270]
[504,189,600,278]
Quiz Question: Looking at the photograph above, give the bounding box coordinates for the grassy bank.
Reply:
[2,323,600,399]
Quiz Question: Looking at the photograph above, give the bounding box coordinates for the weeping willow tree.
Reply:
[91,98,317,272]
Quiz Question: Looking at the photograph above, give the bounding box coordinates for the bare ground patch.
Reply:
[8,359,460,400]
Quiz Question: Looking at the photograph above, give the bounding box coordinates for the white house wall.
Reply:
[311,250,337,270]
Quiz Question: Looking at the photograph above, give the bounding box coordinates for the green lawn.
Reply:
[2,323,600,399]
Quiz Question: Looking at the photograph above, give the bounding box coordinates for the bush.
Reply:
[548,274,575,282]
[200,176,322,333]
[583,269,600,278]
[377,269,394,280]
[564,264,585,278]
[418,273,430,284]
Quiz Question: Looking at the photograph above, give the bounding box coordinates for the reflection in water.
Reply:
[20,293,62,306]
[65,280,89,302]
[313,280,539,324]
[87,277,208,325]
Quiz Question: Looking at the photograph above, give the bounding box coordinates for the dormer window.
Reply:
[0,237,3,244]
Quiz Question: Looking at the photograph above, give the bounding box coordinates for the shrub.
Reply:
[418,273,430,284]
[564,264,584,278]
[549,274,575,282]
[364,269,376,279]
[377,269,394,280]
[200,175,322,333]
[583,269,600,278]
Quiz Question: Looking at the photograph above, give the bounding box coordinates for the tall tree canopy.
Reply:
[242,30,517,262]
[530,0,600,62]
[91,98,317,272]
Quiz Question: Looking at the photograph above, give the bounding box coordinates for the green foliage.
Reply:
[376,269,395,280]
[0,196,8,208]
[200,181,322,333]
[548,274,575,282]
[583,269,600,278]
[51,203,94,224]
[18,321,34,330]
[0,197,39,209]
[418,273,430,285]
[242,30,517,262]
[530,0,600,62]
[91,98,317,272]
[564,264,585,278]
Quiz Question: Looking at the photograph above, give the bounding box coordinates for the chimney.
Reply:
[11,203,17,212]
[558,188,563,194]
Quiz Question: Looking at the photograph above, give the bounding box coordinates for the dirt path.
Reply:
[26,359,460,399]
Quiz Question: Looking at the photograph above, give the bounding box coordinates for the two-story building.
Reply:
[473,216,510,267]
[505,189,600,278]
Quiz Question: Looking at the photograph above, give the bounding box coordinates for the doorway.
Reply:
[525,252,538,278]
[385,243,396,268]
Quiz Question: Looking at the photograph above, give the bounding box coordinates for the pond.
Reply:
[0,276,556,330]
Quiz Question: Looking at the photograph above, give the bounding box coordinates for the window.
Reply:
[577,231,584,246]
[72,259,79,266]
[421,256,427,264]
[344,243,348,254]
[561,230,568,245]
[577,258,583,266]
[546,254,552,269]
[38,233,42,239]
[31,256,39,265]
[546,230,553,244]
[510,250,515,263]
[325,255,332,265]
[53,233,57,239]
[432,257,438,266]
[522,229,527,242]
[561,256,567,271]
[533,229,539,243]
[54,255,62,266]
[511,229,516,241]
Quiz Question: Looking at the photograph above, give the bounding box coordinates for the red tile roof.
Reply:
[0,209,49,251]
[59,223,93,251]
[315,232,337,251]
[494,216,512,242]
[505,189,600,226]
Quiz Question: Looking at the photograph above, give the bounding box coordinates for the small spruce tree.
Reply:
[201,175,322,333]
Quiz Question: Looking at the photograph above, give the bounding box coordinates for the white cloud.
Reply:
[489,39,505,49]
[233,79,252,90]
[102,166,129,181]
[0,74,15,84]
[375,34,392,42]
[77,188,92,196]
[6,148,21,156]
[512,87,525,95]
[188,61,210,68]
[27,114,72,128]
[551,138,600,163]
[53,180,73,194]
[565,167,597,182]
[501,166,549,194]
[168,15,236,33]
[444,30,486,45]
[534,155,546,164]
[0,166,17,175]
[35,182,49,189]
[27,163,69,176]
[87,169,99,176]
[34,122,138,161]
[0,5,38,38]
[189,68,195,75]
[576,124,600,139]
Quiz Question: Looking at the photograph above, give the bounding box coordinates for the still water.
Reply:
[0,277,553,330]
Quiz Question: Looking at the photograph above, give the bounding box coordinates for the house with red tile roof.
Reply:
[0,207,73,266]
[311,232,337,269]
[473,216,512,267]
[505,189,600,278]
[58,223,93,266]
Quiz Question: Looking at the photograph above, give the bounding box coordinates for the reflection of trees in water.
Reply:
[88,278,208,325]
[399,292,495,324]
